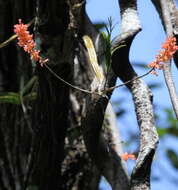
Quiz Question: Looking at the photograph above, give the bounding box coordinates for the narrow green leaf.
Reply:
[23,92,37,101]
[167,127,178,137]
[148,83,162,90]
[21,76,37,96]
[93,22,106,31]
[167,149,178,169]
[157,127,168,137]
[0,92,21,105]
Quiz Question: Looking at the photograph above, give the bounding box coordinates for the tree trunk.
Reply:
[0,1,102,189]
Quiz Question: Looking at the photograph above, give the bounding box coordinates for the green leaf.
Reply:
[21,76,37,96]
[23,92,37,101]
[166,149,178,169]
[157,127,168,137]
[157,109,178,137]
[148,83,162,90]
[164,108,178,128]
[0,92,21,105]
[132,62,148,69]
[0,90,36,105]
[93,22,106,31]
[101,32,108,41]
[167,127,178,137]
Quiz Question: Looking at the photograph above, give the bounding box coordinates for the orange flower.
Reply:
[148,36,178,74]
[14,19,48,66]
[121,152,136,161]
[30,50,40,61]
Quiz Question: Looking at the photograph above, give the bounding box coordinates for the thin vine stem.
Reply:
[43,64,97,95]
[105,68,154,92]
[44,63,154,95]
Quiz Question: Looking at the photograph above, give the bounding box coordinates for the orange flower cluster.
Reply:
[14,19,48,66]
[121,152,136,161]
[148,36,178,73]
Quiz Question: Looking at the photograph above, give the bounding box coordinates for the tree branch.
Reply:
[151,0,178,119]
[81,10,130,190]
[82,95,130,190]
[112,1,159,189]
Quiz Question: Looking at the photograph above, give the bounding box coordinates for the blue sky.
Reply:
[86,0,178,189]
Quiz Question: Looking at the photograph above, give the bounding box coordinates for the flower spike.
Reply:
[148,36,178,74]
[14,19,48,66]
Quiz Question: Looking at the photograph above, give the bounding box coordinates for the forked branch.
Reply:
[111,0,159,189]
